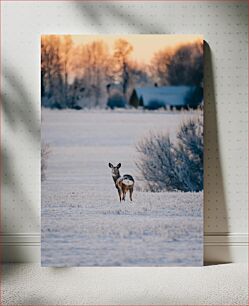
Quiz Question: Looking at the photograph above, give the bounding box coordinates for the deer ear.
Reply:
[117,163,121,169]
[109,163,113,168]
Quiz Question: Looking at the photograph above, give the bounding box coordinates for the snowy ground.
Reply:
[41,109,203,266]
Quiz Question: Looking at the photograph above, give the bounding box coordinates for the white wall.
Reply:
[1,0,248,263]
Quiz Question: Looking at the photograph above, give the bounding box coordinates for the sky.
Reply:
[71,34,203,63]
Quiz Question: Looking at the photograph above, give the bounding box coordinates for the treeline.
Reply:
[41,36,203,109]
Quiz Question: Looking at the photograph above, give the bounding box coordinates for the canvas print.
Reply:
[41,35,204,266]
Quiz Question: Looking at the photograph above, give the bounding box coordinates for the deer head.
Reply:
[108,162,121,178]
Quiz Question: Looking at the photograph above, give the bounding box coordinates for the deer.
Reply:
[108,162,134,202]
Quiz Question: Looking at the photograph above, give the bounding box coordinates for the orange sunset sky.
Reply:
[71,34,203,63]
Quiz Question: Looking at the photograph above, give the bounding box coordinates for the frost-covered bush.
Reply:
[41,143,50,181]
[136,117,203,192]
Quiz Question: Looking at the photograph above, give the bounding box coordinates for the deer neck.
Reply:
[112,172,121,185]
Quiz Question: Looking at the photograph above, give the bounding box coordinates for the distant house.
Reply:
[129,86,203,110]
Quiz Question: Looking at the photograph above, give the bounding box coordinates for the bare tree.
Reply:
[126,60,150,97]
[150,40,203,87]
[112,39,133,99]
[74,40,110,107]
[60,35,73,107]
[41,35,64,108]
[167,41,203,86]
[150,49,173,86]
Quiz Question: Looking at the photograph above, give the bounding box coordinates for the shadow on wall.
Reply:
[204,41,231,263]
[74,2,166,34]
[1,65,39,237]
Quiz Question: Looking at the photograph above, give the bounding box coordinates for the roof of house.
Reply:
[134,86,195,106]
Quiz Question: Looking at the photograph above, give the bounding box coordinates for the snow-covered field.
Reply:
[41,109,203,266]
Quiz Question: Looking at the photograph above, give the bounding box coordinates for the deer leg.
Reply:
[117,188,122,202]
[129,188,133,201]
[122,186,126,201]
[123,192,126,201]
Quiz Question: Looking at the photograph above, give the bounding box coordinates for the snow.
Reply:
[41,109,203,266]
